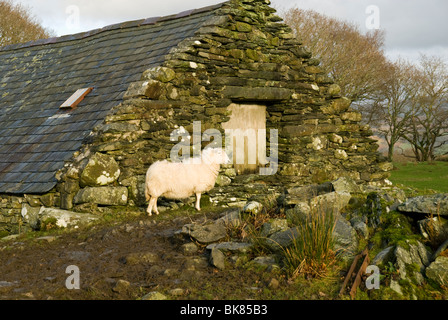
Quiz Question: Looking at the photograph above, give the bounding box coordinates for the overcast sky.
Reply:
[14,0,448,63]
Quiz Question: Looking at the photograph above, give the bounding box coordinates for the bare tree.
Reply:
[368,59,420,161]
[0,0,53,47]
[281,7,390,104]
[401,55,448,162]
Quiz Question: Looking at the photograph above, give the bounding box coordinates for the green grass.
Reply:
[389,161,448,193]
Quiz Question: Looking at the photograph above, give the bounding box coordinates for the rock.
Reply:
[286,202,311,225]
[268,278,279,289]
[0,234,19,241]
[206,242,253,254]
[309,191,351,215]
[371,246,394,267]
[397,194,448,216]
[350,217,369,238]
[390,280,403,296]
[73,186,128,206]
[395,241,432,285]
[242,201,263,215]
[222,86,292,101]
[251,255,280,271]
[365,192,391,228]
[181,223,227,244]
[341,111,362,122]
[331,177,360,194]
[124,252,159,265]
[209,248,226,270]
[327,84,341,97]
[38,207,98,230]
[266,227,300,251]
[286,182,334,201]
[141,291,168,300]
[183,257,209,271]
[112,279,130,293]
[418,216,448,242]
[142,66,176,83]
[181,242,199,255]
[425,256,448,287]
[334,149,348,160]
[168,288,185,296]
[215,209,241,228]
[215,175,232,187]
[260,219,289,237]
[329,133,343,144]
[21,203,40,229]
[35,236,58,243]
[333,218,358,258]
[432,238,448,261]
[328,97,352,114]
[80,153,120,187]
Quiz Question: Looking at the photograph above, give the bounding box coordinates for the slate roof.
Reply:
[0,3,225,194]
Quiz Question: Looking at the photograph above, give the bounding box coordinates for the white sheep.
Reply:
[144,148,230,216]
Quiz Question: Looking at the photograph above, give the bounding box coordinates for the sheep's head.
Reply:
[202,148,230,165]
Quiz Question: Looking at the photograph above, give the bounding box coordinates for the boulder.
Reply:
[73,187,128,206]
[80,153,120,187]
[181,222,227,244]
[371,246,394,267]
[209,248,226,270]
[181,242,199,255]
[331,176,361,194]
[40,207,98,228]
[333,218,358,258]
[260,219,289,237]
[215,175,232,187]
[21,203,41,229]
[397,194,448,216]
[112,280,131,293]
[266,227,300,251]
[350,217,369,238]
[309,191,351,215]
[394,241,432,285]
[286,182,334,201]
[242,201,263,215]
[425,256,448,287]
[418,216,448,243]
[286,202,311,225]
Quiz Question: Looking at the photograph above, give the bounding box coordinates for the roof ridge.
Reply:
[0,1,228,53]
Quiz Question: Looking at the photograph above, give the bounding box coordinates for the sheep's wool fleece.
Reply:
[145,160,219,199]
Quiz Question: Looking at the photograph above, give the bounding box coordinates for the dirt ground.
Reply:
[0,208,293,301]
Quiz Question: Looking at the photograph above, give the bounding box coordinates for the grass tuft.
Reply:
[281,207,338,279]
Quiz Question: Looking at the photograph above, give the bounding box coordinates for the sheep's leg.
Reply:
[147,196,158,216]
[195,193,201,211]
[146,197,153,216]
[153,198,160,215]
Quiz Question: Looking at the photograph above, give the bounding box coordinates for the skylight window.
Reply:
[60,87,93,109]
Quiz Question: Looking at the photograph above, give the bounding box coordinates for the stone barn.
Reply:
[0,0,390,234]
